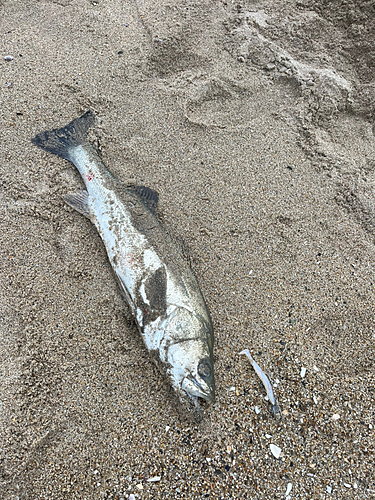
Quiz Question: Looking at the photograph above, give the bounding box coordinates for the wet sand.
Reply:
[1,0,374,498]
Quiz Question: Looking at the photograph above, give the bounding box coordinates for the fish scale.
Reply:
[31,111,215,410]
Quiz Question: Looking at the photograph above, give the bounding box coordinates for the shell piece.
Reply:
[240,349,281,417]
[270,443,281,459]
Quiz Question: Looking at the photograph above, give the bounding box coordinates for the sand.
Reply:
[1,0,374,498]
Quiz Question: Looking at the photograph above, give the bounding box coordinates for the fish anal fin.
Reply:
[64,191,90,218]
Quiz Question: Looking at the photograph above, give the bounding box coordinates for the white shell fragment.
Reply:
[285,483,293,496]
[326,486,332,493]
[147,476,161,482]
[254,406,261,414]
[270,444,281,459]
[4,55,14,61]
[300,367,306,378]
[240,349,281,417]
[136,483,143,490]
[332,414,340,421]
[129,495,136,500]
[313,395,319,405]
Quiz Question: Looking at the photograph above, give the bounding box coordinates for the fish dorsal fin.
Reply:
[132,185,159,215]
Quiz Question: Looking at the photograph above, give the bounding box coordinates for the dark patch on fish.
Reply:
[145,267,167,315]
[136,266,168,326]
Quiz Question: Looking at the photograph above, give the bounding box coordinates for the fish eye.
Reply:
[198,359,211,379]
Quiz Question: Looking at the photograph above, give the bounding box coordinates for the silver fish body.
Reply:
[32,111,215,407]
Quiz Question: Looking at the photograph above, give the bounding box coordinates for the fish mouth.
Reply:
[181,373,215,403]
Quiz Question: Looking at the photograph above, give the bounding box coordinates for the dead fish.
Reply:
[240,349,281,418]
[32,111,215,409]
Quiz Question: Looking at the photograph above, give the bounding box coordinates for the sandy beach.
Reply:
[1,0,374,498]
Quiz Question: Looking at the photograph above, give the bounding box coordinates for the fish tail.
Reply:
[31,111,96,161]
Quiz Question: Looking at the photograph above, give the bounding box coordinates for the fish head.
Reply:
[181,356,215,403]
[164,308,215,404]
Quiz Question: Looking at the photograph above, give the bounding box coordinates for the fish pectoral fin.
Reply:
[64,191,90,218]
